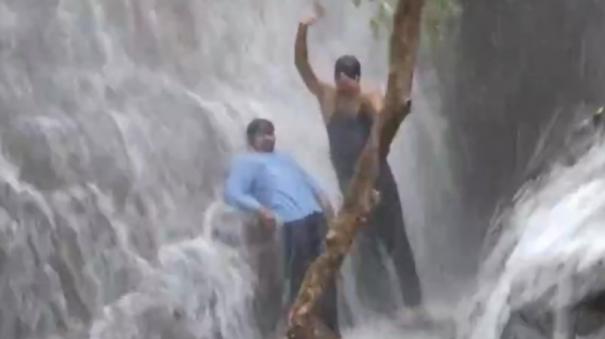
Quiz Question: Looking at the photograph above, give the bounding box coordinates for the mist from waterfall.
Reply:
[1,0,604,339]
[0,0,436,338]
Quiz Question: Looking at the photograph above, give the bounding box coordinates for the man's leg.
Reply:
[353,217,400,316]
[284,218,308,307]
[286,213,339,334]
[390,223,422,308]
[377,195,422,308]
[246,220,282,336]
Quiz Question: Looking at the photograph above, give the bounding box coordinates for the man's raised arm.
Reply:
[294,20,323,96]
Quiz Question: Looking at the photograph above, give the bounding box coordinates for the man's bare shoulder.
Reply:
[362,88,384,100]
[318,82,336,98]
[362,89,384,114]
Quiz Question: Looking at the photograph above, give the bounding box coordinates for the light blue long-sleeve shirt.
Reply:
[224,151,324,223]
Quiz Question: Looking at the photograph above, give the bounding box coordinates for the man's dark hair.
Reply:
[246,118,274,144]
[334,55,361,80]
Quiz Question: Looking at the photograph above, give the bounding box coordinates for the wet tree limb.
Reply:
[285,0,425,338]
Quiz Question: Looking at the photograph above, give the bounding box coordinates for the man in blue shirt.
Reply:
[224,118,338,334]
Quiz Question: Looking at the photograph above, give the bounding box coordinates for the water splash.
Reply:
[459,135,605,339]
[0,1,404,338]
[2,0,603,338]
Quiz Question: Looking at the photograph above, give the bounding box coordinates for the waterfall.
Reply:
[458,131,605,339]
[1,0,604,338]
[0,1,413,338]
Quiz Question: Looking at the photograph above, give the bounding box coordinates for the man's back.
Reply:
[225,151,321,223]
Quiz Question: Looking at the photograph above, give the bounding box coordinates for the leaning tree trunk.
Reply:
[285,0,425,338]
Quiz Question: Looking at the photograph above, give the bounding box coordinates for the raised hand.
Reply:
[300,1,325,26]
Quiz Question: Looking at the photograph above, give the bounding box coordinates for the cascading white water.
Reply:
[0,1,440,338]
[457,131,605,339]
[1,0,603,338]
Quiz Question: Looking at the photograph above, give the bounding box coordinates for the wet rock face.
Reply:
[438,0,605,273]
[0,0,337,337]
[0,51,231,339]
[574,292,605,336]
[502,291,605,339]
[0,181,145,339]
[209,209,284,337]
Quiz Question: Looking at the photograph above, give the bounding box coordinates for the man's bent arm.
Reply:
[224,158,263,213]
[304,170,328,203]
[290,156,333,218]
[295,23,323,96]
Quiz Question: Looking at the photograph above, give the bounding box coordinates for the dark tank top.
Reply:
[326,112,398,198]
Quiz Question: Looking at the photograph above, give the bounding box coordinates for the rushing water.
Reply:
[456,123,605,339]
[0,0,604,338]
[0,1,422,338]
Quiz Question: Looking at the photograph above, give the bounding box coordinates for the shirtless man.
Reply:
[294,3,426,322]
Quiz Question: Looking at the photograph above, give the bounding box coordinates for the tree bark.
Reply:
[285,0,425,338]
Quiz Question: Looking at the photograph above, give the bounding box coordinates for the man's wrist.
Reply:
[257,206,268,215]
[298,22,309,31]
